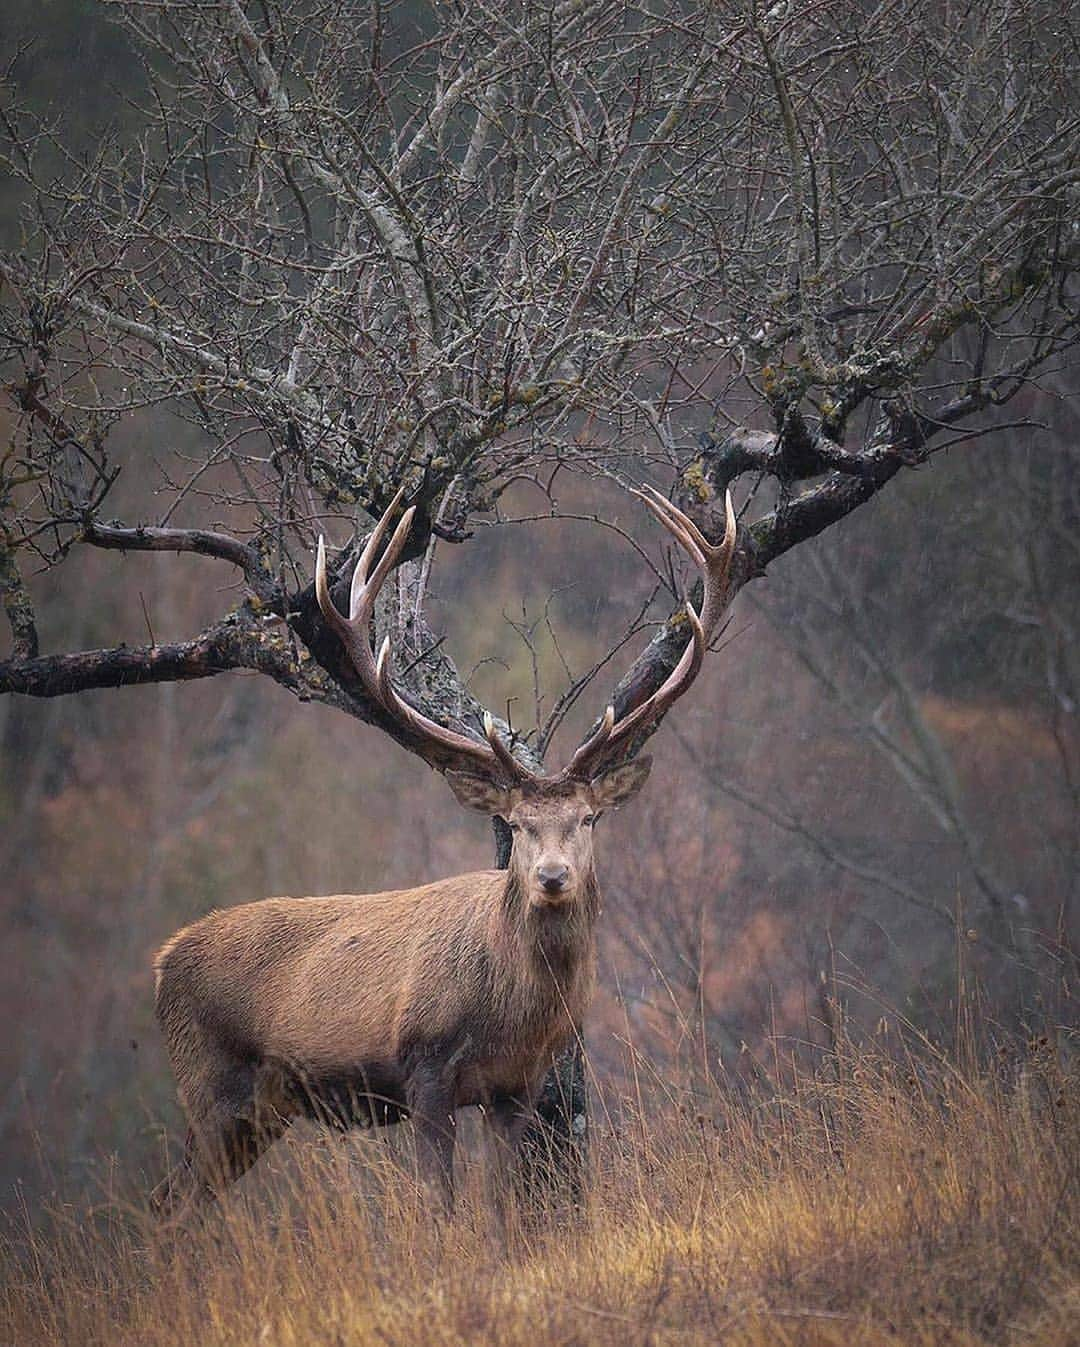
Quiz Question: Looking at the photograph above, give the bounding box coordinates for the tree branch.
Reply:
[0,617,300,699]
[82,521,280,606]
[0,535,38,661]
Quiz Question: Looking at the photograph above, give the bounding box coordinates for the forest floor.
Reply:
[2,1014,1077,1347]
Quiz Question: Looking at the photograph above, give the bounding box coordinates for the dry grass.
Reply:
[3,1018,1077,1347]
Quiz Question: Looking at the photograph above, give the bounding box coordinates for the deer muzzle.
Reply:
[536,863,570,895]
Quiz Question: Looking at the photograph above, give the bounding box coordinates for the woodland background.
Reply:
[1,0,1077,1218]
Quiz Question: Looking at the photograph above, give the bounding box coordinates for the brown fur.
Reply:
[151,765,649,1212]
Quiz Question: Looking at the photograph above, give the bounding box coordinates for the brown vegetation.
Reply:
[3,1002,1076,1347]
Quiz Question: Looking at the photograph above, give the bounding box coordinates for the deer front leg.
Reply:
[406,1060,458,1214]
[483,1090,537,1227]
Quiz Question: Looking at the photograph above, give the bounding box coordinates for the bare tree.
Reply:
[1,0,1077,1183]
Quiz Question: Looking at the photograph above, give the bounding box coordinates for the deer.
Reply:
[151,483,736,1215]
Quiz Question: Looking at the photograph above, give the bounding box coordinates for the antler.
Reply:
[315,489,539,785]
[560,484,736,781]
[315,482,735,787]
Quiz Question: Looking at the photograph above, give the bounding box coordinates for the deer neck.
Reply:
[496,865,601,979]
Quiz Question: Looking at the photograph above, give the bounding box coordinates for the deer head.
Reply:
[442,766,651,909]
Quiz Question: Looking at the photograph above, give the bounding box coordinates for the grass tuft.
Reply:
[3,1016,1077,1346]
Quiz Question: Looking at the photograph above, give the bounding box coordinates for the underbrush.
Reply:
[3,1016,1077,1346]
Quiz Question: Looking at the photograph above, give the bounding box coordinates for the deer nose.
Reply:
[537,863,569,893]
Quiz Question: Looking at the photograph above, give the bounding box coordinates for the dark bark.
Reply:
[737,464,903,581]
[83,521,279,605]
[0,541,38,662]
[515,1040,587,1212]
[0,619,303,698]
[701,422,913,490]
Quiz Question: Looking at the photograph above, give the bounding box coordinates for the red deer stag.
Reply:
[152,484,735,1213]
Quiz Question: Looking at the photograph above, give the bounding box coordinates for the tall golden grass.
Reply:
[3,998,1076,1347]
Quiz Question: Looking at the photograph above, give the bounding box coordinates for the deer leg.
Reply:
[484,1092,534,1226]
[175,1111,284,1203]
[158,1066,288,1215]
[149,1116,261,1217]
[405,1062,457,1214]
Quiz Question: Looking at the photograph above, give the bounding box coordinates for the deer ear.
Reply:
[444,771,514,816]
[590,756,652,810]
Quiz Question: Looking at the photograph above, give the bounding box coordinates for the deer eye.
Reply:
[582,814,598,828]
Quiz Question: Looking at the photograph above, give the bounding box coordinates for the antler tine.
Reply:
[600,601,706,744]
[641,480,735,557]
[483,712,537,783]
[350,482,409,618]
[371,637,541,783]
[633,482,735,575]
[567,600,708,781]
[316,506,416,682]
[315,535,355,647]
[698,485,737,637]
[560,705,616,780]
[362,506,417,611]
[630,486,708,570]
[634,483,735,636]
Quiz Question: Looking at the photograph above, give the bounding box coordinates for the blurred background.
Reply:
[2,0,1076,1211]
